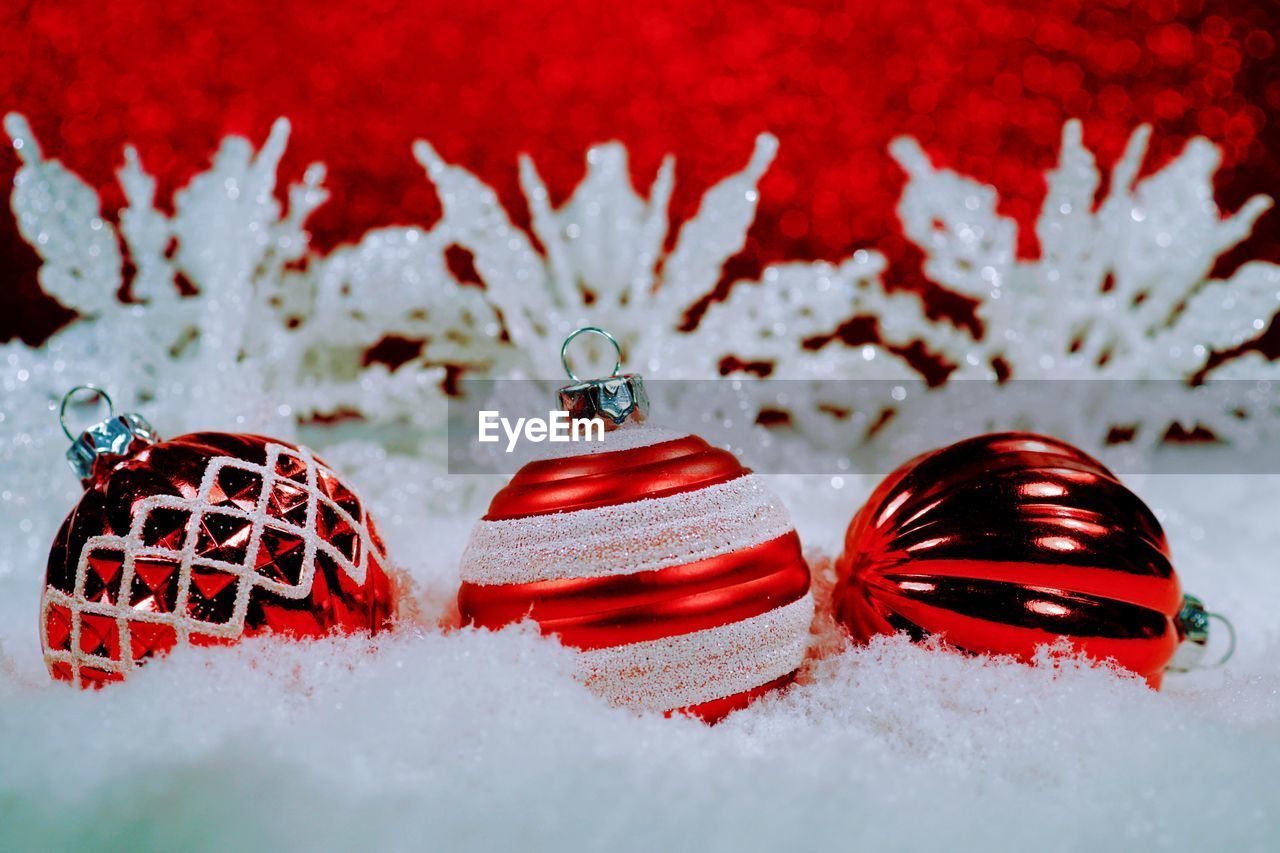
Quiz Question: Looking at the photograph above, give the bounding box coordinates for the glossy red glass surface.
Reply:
[834,432,1182,687]
[43,431,398,686]
[460,531,809,649]
[675,672,798,724]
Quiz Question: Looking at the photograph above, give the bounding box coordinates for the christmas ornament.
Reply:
[457,328,813,721]
[833,432,1233,688]
[41,386,398,687]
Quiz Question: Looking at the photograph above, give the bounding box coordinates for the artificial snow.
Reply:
[2,467,1278,851]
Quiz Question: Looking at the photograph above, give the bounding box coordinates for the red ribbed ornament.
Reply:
[458,331,812,721]
[42,392,398,688]
[833,432,1216,688]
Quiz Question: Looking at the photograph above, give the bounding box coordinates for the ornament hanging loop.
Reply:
[561,326,622,383]
[59,384,114,441]
[57,385,160,484]
[1168,594,1236,672]
[556,327,649,429]
[1205,611,1237,668]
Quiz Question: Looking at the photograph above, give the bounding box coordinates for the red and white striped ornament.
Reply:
[457,329,812,721]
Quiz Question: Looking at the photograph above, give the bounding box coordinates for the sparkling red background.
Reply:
[3,0,1278,346]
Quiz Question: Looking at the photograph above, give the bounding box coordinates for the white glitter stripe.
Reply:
[576,593,814,713]
[460,475,796,585]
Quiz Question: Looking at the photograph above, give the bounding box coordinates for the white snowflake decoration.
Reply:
[326,134,933,389]
[895,120,1275,383]
[3,111,1279,581]
[4,115,454,447]
[873,119,1280,460]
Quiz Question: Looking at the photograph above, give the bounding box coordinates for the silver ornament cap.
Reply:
[1167,593,1236,673]
[556,327,649,429]
[59,385,160,485]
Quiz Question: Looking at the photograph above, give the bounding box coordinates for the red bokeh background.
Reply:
[2,0,1278,346]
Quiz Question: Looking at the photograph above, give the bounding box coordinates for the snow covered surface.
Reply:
[2,464,1278,852]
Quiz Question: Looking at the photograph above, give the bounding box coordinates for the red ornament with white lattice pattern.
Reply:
[41,389,397,687]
